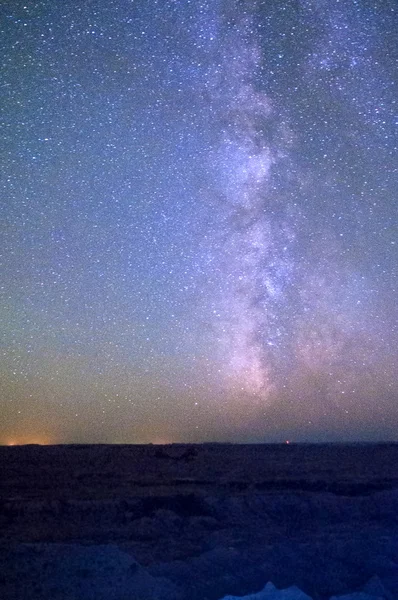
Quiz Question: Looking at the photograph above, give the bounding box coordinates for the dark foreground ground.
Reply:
[1,442,398,599]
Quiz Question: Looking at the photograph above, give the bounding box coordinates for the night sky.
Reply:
[1,0,397,445]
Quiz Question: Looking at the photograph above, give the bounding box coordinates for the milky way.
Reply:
[1,0,397,443]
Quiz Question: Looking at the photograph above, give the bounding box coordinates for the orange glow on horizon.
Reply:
[2,435,55,447]
[150,437,174,445]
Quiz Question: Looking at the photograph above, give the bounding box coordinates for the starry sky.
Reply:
[1,0,397,445]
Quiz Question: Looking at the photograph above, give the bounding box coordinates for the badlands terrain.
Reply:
[1,442,398,599]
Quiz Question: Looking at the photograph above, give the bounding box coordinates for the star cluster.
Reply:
[1,0,397,444]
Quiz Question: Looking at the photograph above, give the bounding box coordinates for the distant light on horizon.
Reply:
[3,436,55,447]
